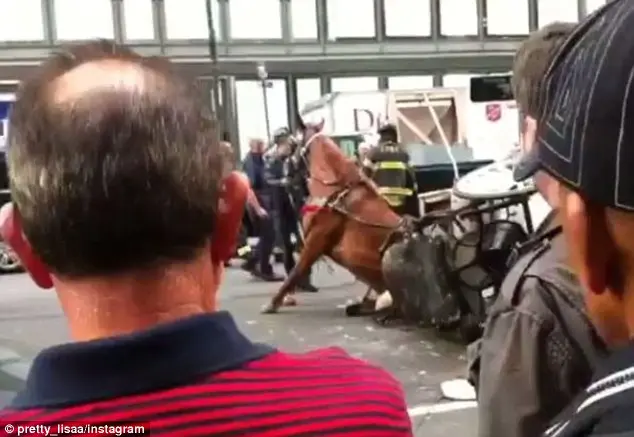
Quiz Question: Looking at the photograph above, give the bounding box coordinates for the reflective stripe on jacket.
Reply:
[368,143,413,206]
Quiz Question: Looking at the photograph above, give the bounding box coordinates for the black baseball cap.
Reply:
[517,0,634,210]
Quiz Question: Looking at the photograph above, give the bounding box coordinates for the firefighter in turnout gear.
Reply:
[366,123,420,217]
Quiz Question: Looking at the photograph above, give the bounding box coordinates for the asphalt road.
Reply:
[0,261,477,436]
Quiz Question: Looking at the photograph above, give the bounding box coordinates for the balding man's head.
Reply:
[50,59,161,103]
[7,40,224,277]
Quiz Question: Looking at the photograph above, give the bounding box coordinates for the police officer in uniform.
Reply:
[365,123,419,217]
[284,137,310,216]
[264,128,318,292]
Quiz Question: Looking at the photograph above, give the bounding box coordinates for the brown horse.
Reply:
[261,119,411,316]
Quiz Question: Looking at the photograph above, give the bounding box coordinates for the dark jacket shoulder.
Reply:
[473,215,605,437]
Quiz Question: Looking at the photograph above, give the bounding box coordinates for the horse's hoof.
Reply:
[345,301,376,317]
[261,303,280,314]
[345,302,364,317]
[283,296,297,306]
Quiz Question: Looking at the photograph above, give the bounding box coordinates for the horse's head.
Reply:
[295,114,325,155]
[290,115,325,177]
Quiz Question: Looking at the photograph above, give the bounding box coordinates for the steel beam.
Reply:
[0,39,517,80]
[0,56,513,82]
[0,38,519,61]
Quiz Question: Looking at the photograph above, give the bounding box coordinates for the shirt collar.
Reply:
[591,340,634,384]
[12,312,275,409]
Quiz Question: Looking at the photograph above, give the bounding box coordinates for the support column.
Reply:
[111,0,125,43]
[218,0,231,41]
[430,0,440,39]
[316,0,328,46]
[374,0,385,41]
[320,75,331,95]
[433,74,443,88]
[528,0,538,31]
[378,76,388,90]
[41,0,56,43]
[578,0,588,20]
[200,78,230,147]
[286,75,298,130]
[280,0,292,42]
[476,0,487,39]
[222,77,240,156]
[152,0,167,54]
[198,79,215,113]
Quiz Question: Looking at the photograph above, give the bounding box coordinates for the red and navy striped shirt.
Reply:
[0,314,412,436]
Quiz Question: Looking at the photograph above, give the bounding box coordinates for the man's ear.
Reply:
[210,172,249,264]
[561,190,611,295]
[521,116,537,153]
[0,203,54,289]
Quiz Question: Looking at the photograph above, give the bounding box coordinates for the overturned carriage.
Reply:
[382,165,543,342]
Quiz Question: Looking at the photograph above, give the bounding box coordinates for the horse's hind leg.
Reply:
[262,216,340,314]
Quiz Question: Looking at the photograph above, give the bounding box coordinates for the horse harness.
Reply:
[298,132,411,256]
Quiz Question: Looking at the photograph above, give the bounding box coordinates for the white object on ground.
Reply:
[440,378,477,401]
[375,290,393,311]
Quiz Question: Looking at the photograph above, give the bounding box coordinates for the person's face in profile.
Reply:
[558,184,630,347]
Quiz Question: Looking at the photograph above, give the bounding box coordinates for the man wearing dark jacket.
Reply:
[241,138,282,281]
[469,21,607,437]
[510,1,634,435]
